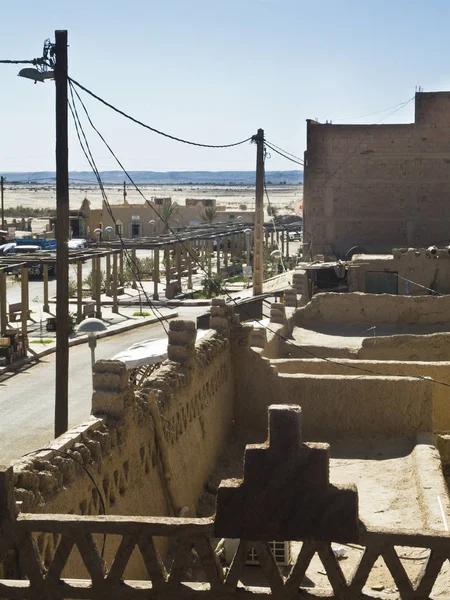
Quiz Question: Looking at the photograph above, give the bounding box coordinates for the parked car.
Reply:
[68,238,88,249]
[288,231,302,241]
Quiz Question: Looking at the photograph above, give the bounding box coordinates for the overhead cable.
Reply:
[68,77,253,149]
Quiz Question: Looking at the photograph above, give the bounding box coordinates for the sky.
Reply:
[1,0,450,173]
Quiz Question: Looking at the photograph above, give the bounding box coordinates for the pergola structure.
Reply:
[0,248,122,339]
[93,220,301,299]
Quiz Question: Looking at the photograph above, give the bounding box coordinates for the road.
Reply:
[0,306,204,464]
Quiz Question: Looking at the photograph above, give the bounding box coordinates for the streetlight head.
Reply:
[104,226,113,233]
[244,228,252,235]
[17,68,55,83]
[77,317,107,335]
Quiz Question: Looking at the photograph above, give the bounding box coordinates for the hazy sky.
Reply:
[1,0,449,173]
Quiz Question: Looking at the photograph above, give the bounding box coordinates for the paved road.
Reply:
[0,306,204,464]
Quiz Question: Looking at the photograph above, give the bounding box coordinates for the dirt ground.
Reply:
[195,428,450,597]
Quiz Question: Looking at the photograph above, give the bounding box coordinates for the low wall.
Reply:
[12,315,236,577]
[233,349,434,440]
[270,358,450,431]
[358,332,450,361]
[295,292,450,327]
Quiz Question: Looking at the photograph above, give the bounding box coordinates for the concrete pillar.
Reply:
[271,231,274,247]
[95,256,102,319]
[265,230,269,247]
[176,243,182,287]
[76,261,83,323]
[276,230,280,246]
[21,266,29,339]
[105,254,111,296]
[0,271,7,335]
[119,250,124,286]
[187,242,193,290]
[43,264,49,313]
[224,238,228,271]
[112,253,119,314]
[153,248,160,301]
[131,248,137,290]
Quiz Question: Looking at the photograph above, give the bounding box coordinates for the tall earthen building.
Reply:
[304,92,450,258]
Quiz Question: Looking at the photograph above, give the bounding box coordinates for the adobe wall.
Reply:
[270,358,450,432]
[348,247,450,295]
[11,320,235,577]
[295,292,450,327]
[233,346,433,441]
[304,92,450,257]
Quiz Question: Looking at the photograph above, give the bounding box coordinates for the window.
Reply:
[115,223,123,236]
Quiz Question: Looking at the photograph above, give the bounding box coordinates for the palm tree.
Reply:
[160,202,180,233]
[200,206,218,224]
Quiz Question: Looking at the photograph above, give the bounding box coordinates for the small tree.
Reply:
[200,206,218,224]
[160,202,180,233]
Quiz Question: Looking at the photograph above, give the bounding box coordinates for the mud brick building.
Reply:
[304,92,450,258]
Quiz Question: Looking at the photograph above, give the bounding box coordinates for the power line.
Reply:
[332,97,416,122]
[68,84,450,392]
[69,77,253,149]
[68,86,170,334]
[265,142,304,166]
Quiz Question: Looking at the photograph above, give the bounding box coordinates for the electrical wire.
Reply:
[68,84,450,391]
[332,97,418,122]
[68,87,170,334]
[265,142,304,167]
[23,447,107,557]
[69,77,253,149]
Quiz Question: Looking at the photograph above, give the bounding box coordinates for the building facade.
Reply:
[304,92,450,258]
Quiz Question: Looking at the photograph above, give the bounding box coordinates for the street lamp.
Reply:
[149,220,156,236]
[76,317,107,385]
[104,226,113,241]
[17,32,70,438]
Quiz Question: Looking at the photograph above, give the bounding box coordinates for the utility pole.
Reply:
[123,180,127,203]
[253,128,264,296]
[1,176,4,230]
[54,30,70,438]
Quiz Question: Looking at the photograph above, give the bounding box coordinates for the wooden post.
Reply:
[208,240,213,277]
[187,242,193,289]
[54,29,70,438]
[165,247,171,285]
[153,248,160,300]
[224,238,228,271]
[0,176,4,230]
[286,232,290,258]
[21,266,29,340]
[76,261,83,323]
[0,271,7,335]
[176,243,182,287]
[95,256,102,318]
[281,231,285,256]
[216,238,221,273]
[112,252,118,314]
[119,249,124,286]
[91,256,96,300]
[271,231,274,247]
[105,253,111,295]
[131,248,137,290]
[43,264,49,313]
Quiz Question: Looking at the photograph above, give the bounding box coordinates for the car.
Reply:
[288,231,302,241]
[69,238,88,249]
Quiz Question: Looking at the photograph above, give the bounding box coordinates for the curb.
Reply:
[0,310,178,377]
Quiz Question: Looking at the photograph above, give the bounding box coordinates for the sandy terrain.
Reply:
[2,183,302,215]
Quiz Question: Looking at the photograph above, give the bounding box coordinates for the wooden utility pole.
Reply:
[123,181,127,203]
[54,30,70,438]
[1,176,4,229]
[253,128,264,296]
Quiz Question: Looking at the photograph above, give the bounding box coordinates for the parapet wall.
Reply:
[12,315,236,577]
[295,292,450,327]
[233,347,433,440]
[270,358,450,432]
